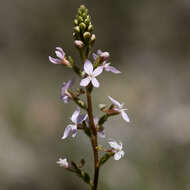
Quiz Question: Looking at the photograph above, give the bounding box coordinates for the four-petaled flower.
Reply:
[80,60,103,88]
[108,140,125,160]
[56,158,69,168]
[108,96,130,123]
[61,78,75,103]
[49,47,71,67]
[62,107,87,139]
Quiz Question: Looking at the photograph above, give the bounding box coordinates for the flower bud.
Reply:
[88,24,93,32]
[74,26,80,33]
[79,22,86,32]
[74,19,78,25]
[90,34,96,44]
[74,40,84,48]
[100,52,110,61]
[83,32,91,41]
[78,16,83,23]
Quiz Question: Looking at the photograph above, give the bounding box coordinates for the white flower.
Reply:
[108,140,125,160]
[62,107,87,139]
[56,158,69,168]
[108,96,130,123]
[80,59,103,88]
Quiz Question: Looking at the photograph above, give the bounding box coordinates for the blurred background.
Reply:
[0,0,190,189]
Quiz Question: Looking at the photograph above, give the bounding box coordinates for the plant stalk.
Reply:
[86,88,99,190]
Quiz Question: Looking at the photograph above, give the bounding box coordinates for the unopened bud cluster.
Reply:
[73,5,95,49]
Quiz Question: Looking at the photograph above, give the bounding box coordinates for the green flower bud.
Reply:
[83,32,91,41]
[84,18,90,26]
[74,19,78,25]
[78,16,83,23]
[74,26,80,33]
[88,24,93,32]
[79,22,86,32]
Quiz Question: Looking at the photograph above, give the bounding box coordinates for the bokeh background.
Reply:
[0,0,190,189]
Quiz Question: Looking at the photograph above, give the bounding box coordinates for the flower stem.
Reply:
[86,88,99,190]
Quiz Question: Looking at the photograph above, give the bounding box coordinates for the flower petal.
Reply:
[98,130,105,138]
[105,66,121,74]
[91,77,100,88]
[80,77,91,87]
[77,114,87,124]
[62,125,72,139]
[108,141,121,150]
[55,50,64,60]
[71,107,80,123]
[56,158,69,168]
[114,152,122,160]
[93,66,103,77]
[121,110,130,123]
[97,49,103,55]
[72,128,77,138]
[84,59,93,75]
[49,56,62,64]
[108,96,122,108]
[56,47,65,54]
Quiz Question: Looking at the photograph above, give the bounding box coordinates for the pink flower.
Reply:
[49,47,71,67]
[108,96,130,123]
[80,60,103,88]
[62,107,87,139]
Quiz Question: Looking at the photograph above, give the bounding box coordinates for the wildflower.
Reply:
[93,49,110,62]
[49,47,71,67]
[108,96,130,123]
[61,78,75,103]
[108,140,125,160]
[56,158,69,168]
[62,107,87,139]
[101,62,121,74]
[80,60,103,88]
[93,50,120,74]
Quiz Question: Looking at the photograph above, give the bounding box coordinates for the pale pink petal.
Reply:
[49,56,62,64]
[97,49,103,55]
[108,141,121,150]
[56,47,65,56]
[93,66,103,77]
[84,60,93,75]
[71,107,80,123]
[121,110,130,123]
[80,77,91,87]
[61,125,72,139]
[105,66,121,74]
[55,50,64,60]
[114,152,122,160]
[91,77,99,88]
[108,96,122,108]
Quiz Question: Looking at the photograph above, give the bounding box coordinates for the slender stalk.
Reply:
[86,88,99,190]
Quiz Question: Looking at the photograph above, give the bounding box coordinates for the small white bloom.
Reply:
[108,140,125,160]
[80,59,103,88]
[56,158,69,168]
[108,96,130,123]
